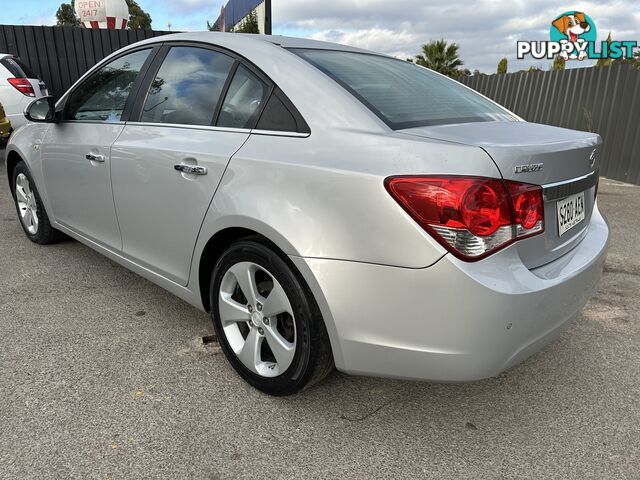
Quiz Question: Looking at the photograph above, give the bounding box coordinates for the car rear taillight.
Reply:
[385,176,544,261]
[8,78,35,97]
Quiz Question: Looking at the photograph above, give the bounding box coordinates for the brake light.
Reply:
[385,176,544,261]
[8,78,35,97]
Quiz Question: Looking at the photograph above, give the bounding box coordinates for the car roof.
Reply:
[62,32,391,135]
[134,32,376,55]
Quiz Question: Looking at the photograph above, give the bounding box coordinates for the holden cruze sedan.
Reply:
[6,33,609,395]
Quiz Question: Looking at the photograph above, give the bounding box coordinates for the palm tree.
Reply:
[415,39,464,77]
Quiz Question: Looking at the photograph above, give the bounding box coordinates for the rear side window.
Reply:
[293,49,514,129]
[141,47,234,126]
[216,65,268,129]
[1,57,36,78]
[256,89,310,134]
[66,49,151,122]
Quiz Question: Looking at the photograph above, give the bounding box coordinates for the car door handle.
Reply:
[174,164,208,175]
[86,153,106,163]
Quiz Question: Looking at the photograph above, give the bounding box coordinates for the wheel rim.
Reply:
[218,261,297,378]
[15,173,39,235]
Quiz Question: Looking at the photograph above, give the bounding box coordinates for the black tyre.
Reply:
[12,161,66,245]
[210,239,334,396]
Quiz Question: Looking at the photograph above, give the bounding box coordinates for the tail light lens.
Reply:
[8,78,35,97]
[385,176,544,261]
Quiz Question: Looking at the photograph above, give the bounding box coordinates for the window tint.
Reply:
[256,89,310,134]
[1,57,36,78]
[66,49,150,122]
[294,49,514,129]
[217,65,268,129]
[141,47,234,126]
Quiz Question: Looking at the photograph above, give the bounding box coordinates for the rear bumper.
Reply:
[293,206,609,381]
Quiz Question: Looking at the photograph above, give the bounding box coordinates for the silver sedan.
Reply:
[6,33,609,395]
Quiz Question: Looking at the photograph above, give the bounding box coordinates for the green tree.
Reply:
[415,39,464,77]
[552,55,566,71]
[527,66,542,72]
[126,0,152,30]
[56,1,80,26]
[209,8,259,33]
[497,57,508,74]
[234,9,260,34]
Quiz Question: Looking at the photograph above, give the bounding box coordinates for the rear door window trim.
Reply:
[128,41,273,131]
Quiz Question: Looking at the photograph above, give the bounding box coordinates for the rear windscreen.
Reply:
[292,49,514,130]
[1,57,37,79]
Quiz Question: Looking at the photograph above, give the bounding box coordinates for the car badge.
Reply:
[514,163,544,174]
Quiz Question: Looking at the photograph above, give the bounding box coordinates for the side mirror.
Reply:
[24,96,58,123]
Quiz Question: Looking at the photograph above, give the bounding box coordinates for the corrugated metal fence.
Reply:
[0,25,637,184]
[0,25,172,99]
[459,65,640,185]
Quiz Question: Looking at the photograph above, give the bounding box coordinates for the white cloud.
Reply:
[272,0,640,72]
[310,28,418,59]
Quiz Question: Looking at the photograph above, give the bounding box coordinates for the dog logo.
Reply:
[518,12,636,62]
[550,11,597,61]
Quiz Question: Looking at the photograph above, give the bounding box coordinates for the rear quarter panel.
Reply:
[196,127,502,269]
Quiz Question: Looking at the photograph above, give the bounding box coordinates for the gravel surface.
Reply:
[1,154,638,479]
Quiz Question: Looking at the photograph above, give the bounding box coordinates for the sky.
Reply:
[2,0,639,73]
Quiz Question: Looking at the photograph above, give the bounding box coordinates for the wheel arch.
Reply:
[6,148,25,196]
[196,224,342,372]
[198,227,261,312]
[198,225,304,313]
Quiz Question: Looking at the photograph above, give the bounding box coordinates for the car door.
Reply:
[41,47,156,250]
[110,45,270,285]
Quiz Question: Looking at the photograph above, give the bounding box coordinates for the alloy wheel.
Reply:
[15,173,39,235]
[218,261,297,378]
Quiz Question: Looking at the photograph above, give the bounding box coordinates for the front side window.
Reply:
[141,47,234,126]
[66,49,151,122]
[293,49,515,129]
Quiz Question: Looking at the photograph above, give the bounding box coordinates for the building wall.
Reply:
[212,0,265,33]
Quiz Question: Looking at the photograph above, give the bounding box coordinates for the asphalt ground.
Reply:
[1,152,639,479]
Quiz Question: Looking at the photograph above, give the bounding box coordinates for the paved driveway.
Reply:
[1,153,638,479]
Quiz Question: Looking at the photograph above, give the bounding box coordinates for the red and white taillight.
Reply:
[385,176,544,261]
[7,78,35,97]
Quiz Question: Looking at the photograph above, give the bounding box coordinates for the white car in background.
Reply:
[0,54,48,133]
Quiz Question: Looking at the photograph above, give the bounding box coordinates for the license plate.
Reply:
[557,192,586,236]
